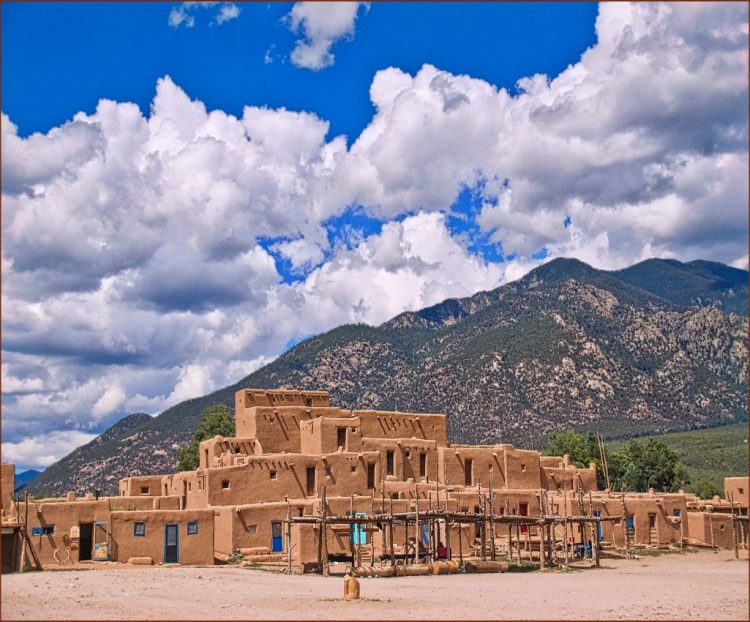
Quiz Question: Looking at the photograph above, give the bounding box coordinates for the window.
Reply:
[672,509,681,517]
[248,525,257,534]
[270,470,277,480]
[739,488,745,495]
[465,458,473,486]
[367,463,375,490]
[140,486,149,495]
[520,463,526,472]
[648,514,656,528]
[222,480,230,489]
[386,450,394,476]
[187,521,198,535]
[134,522,146,537]
[187,482,192,492]
[419,452,427,478]
[198,480,203,490]
[350,465,356,473]
[337,427,346,449]
[306,467,316,497]
[32,526,55,536]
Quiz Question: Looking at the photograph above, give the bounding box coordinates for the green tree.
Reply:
[177,403,235,471]
[687,478,721,500]
[544,429,609,489]
[619,438,684,492]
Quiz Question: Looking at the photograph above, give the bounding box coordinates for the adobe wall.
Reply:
[1,463,15,516]
[353,410,449,447]
[236,406,346,453]
[438,446,542,490]
[687,511,745,548]
[541,463,597,492]
[360,438,439,483]
[20,499,112,565]
[199,436,262,468]
[236,388,330,411]
[204,452,381,506]
[118,476,166,497]
[300,417,364,455]
[724,477,749,510]
[110,509,214,565]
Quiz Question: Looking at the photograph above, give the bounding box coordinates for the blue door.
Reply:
[626,515,634,531]
[272,521,283,552]
[350,513,367,545]
[593,511,602,541]
[164,524,179,564]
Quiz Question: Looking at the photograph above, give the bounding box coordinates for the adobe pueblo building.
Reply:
[1,388,748,573]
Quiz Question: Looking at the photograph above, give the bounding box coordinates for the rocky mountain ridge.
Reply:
[26,257,748,496]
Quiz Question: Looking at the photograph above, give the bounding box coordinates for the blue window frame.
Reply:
[187,520,198,535]
[134,521,146,537]
[32,526,54,536]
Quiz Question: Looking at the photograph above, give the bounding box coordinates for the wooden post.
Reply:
[621,494,631,558]
[730,494,739,560]
[370,495,376,567]
[286,496,292,574]
[589,491,599,567]
[389,517,396,567]
[458,515,464,566]
[562,490,569,569]
[539,519,546,569]
[19,492,29,573]
[480,482,487,562]
[414,485,420,566]
[709,514,715,550]
[515,523,521,565]
[489,472,496,561]
[321,487,329,576]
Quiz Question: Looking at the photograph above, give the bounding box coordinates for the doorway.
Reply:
[164,524,179,564]
[271,521,283,552]
[519,502,529,533]
[79,523,93,561]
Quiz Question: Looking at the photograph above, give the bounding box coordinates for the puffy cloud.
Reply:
[1,430,99,471]
[287,2,368,70]
[2,3,747,470]
[168,2,240,29]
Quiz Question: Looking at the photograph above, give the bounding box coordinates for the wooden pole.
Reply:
[458,514,464,566]
[730,494,739,560]
[479,480,486,562]
[515,523,521,566]
[620,494,631,558]
[370,495,375,567]
[286,496,292,574]
[489,472,496,561]
[19,493,29,572]
[389,517,396,567]
[563,491,569,569]
[539,519,546,570]
[414,484,420,565]
[709,514,715,550]
[321,487,329,576]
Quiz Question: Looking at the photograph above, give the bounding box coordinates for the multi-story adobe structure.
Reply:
[1,388,747,572]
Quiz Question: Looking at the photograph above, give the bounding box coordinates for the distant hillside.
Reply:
[27,257,748,496]
[28,413,152,496]
[606,423,749,494]
[14,469,42,492]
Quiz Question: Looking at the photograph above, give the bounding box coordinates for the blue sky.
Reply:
[3,3,597,142]
[2,2,747,471]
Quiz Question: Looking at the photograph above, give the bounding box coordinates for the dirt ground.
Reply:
[2,550,748,620]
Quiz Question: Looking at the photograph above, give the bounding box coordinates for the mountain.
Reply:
[28,413,152,496]
[14,469,42,492]
[26,258,748,496]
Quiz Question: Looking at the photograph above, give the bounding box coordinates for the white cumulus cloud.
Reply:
[1,2,747,471]
[287,2,368,70]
